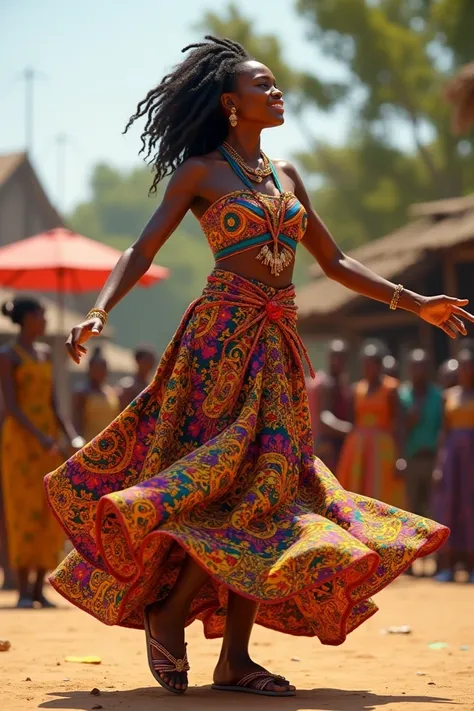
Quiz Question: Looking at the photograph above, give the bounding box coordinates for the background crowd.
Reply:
[307,338,474,583]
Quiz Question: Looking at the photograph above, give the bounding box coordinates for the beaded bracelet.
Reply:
[86,308,108,326]
[389,284,404,311]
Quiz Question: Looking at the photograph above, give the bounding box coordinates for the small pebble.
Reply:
[0,640,11,652]
[460,645,470,651]
[416,671,426,676]
[90,688,101,696]
[63,678,70,682]
[428,682,436,686]
[291,657,300,662]
[25,677,31,682]
[92,706,103,710]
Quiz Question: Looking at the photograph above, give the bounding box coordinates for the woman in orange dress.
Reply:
[0,297,80,607]
[337,341,406,508]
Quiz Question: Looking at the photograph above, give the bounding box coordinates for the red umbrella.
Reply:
[0,227,168,291]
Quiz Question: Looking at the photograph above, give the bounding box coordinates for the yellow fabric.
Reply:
[445,387,474,430]
[0,344,63,569]
[82,385,120,443]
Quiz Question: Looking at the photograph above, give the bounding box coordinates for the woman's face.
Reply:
[363,355,382,382]
[23,306,46,338]
[89,358,107,385]
[225,61,284,129]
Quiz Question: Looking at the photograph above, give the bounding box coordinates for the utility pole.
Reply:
[23,68,38,153]
[55,133,72,213]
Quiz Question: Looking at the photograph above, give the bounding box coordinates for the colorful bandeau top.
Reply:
[200,146,308,276]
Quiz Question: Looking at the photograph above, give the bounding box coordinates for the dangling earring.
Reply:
[229,107,238,127]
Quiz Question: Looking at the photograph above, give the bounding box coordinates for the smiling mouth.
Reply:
[270,102,285,113]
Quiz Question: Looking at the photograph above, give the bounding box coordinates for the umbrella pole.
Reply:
[55,268,70,420]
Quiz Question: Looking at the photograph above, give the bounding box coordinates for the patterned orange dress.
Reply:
[337,376,406,508]
[45,151,447,644]
[1,344,63,570]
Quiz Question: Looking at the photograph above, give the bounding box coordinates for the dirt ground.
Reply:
[0,577,472,711]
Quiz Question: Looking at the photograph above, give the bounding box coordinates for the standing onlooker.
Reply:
[0,297,78,607]
[433,345,474,583]
[314,339,352,472]
[399,349,443,519]
[72,346,121,443]
[383,354,399,382]
[337,340,406,508]
[118,345,157,409]
[438,358,459,391]
[0,389,15,590]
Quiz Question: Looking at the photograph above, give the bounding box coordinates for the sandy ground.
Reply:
[0,577,472,711]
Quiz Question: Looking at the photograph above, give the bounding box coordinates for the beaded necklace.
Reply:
[217,144,293,277]
[220,141,272,183]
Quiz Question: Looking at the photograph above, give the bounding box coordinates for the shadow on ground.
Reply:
[39,685,455,711]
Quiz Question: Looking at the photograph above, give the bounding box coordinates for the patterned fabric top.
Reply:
[354,376,398,430]
[200,190,308,261]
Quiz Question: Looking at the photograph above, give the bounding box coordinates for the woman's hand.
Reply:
[419,296,474,338]
[65,318,103,364]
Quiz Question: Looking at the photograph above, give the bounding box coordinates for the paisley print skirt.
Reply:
[45,269,448,644]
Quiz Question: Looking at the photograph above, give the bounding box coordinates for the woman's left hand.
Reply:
[419,296,474,339]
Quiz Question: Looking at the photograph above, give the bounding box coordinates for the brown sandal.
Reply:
[143,607,190,695]
[212,670,296,697]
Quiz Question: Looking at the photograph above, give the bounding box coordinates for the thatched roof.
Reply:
[296,195,474,323]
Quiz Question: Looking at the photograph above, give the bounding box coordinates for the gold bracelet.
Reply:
[389,284,404,311]
[86,308,108,325]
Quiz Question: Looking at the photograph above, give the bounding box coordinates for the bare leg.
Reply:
[213,591,295,693]
[32,569,56,607]
[147,555,208,691]
[16,568,35,608]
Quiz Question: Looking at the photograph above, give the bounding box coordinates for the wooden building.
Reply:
[296,195,474,371]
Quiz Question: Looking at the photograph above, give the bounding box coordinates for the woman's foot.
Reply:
[146,603,188,692]
[435,568,455,583]
[214,653,295,694]
[33,593,57,608]
[16,596,35,609]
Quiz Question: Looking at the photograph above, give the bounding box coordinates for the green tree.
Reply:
[204,1,474,249]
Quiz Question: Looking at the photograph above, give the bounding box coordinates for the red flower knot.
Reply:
[265,300,284,322]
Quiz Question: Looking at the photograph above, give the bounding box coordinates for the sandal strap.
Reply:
[149,638,190,673]
[237,671,286,691]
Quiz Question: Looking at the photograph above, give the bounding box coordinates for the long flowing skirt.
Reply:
[45,269,448,644]
[337,428,406,509]
[432,429,474,553]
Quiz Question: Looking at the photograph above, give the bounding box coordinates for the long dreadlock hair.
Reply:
[124,36,251,193]
[444,63,474,136]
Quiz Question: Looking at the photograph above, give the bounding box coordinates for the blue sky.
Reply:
[1,0,348,213]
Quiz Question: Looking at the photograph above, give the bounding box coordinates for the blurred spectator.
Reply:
[72,346,121,443]
[314,339,352,471]
[433,344,474,583]
[0,390,15,591]
[444,62,474,135]
[399,349,443,519]
[118,344,157,409]
[438,358,459,390]
[0,297,78,608]
[337,340,406,508]
[383,354,399,382]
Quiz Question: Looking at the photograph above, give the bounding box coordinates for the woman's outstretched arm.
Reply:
[286,162,474,338]
[65,159,206,363]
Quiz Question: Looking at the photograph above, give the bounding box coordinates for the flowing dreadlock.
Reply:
[444,63,474,136]
[124,36,251,193]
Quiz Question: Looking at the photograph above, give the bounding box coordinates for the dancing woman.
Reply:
[45,37,472,697]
